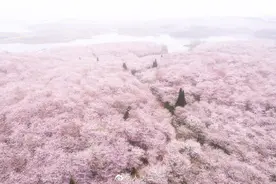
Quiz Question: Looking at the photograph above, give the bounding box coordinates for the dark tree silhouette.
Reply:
[164,102,175,115]
[175,88,187,107]
[123,106,131,120]
[131,69,137,75]
[152,59,158,68]
[123,63,128,70]
[130,167,140,178]
[69,176,76,184]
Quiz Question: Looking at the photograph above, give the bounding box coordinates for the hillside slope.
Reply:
[0,41,275,184]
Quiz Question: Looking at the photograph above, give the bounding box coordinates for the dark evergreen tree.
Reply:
[175,88,187,107]
[152,59,158,68]
[123,63,128,70]
[123,106,131,120]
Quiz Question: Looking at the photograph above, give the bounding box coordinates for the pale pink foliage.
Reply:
[0,43,172,184]
[148,40,276,183]
[1,41,276,184]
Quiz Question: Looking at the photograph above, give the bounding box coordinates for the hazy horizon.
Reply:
[1,1,276,53]
[1,0,276,23]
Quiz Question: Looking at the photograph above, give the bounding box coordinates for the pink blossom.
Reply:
[0,41,275,183]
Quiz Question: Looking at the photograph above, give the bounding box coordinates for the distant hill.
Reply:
[1,16,276,44]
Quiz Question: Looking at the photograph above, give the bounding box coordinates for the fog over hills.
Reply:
[1,17,276,45]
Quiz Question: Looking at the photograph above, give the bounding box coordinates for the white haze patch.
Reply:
[0,33,250,53]
[0,23,31,33]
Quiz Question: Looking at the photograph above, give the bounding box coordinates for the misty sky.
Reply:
[0,0,275,23]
